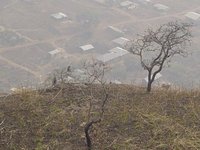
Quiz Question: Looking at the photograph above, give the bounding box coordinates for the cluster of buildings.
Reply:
[27,1,200,89]
[94,0,200,22]
[3,0,200,91]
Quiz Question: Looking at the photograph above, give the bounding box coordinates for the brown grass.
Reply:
[0,84,200,150]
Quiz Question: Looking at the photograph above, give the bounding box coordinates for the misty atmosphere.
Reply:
[0,0,200,91]
[2,1,200,149]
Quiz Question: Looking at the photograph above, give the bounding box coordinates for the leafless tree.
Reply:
[126,21,192,92]
[82,59,110,150]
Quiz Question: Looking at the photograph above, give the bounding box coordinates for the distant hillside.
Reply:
[0,84,200,150]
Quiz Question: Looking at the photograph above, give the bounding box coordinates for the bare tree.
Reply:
[82,59,110,150]
[127,21,192,92]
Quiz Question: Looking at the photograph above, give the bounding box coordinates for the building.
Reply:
[108,26,124,34]
[80,44,94,51]
[109,47,129,55]
[120,1,133,7]
[154,3,169,11]
[48,48,63,56]
[51,12,68,20]
[185,12,200,21]
[97,47,129,63]
[97,52,121,63]
[120,1,138,9]
[112,37,130,46]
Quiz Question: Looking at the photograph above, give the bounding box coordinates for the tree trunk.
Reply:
[147,81,152,92]
[84,122,92,150]
[147,71,152,92]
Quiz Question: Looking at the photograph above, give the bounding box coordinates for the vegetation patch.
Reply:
[0,84,200,149]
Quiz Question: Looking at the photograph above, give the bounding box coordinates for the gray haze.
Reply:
[0,0,200,92]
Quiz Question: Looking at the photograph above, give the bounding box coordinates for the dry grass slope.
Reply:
[0,84,200,150]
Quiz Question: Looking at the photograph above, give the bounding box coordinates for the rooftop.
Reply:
[120,1,133,7]
[97,47,129,63]
[51,12,68,20]
[109,47,129,55]
[154,3,169,11]
[185,12,200,21]
[48,48,63,56]
[80,44,94,51]
[108,26,124,34]
[112,37,130,46]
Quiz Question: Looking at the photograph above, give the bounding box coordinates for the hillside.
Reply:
[0,84,200,150]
